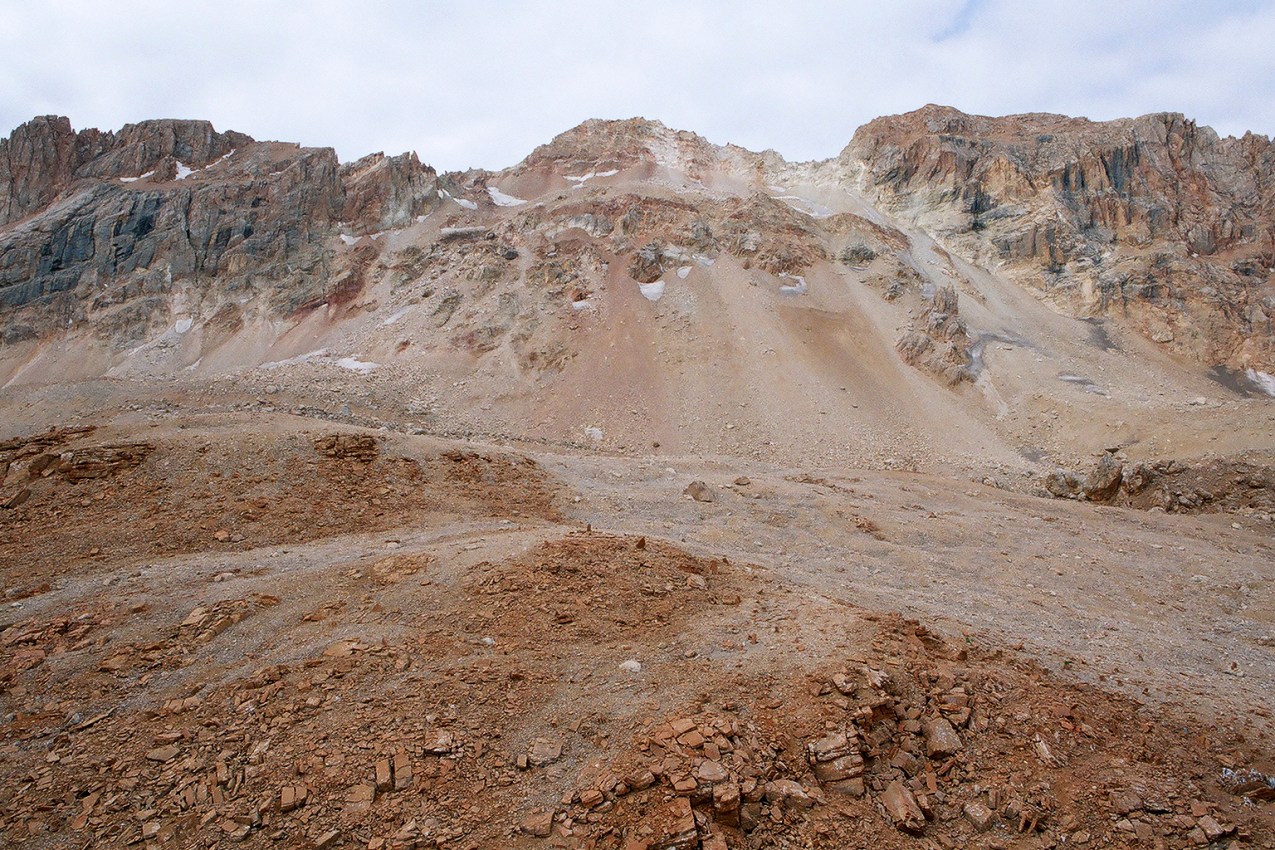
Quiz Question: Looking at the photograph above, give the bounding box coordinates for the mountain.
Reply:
[3,107,1271,478]
[1,109,1273,850]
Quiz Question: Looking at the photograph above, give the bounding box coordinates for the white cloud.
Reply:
[2,0,1272,171]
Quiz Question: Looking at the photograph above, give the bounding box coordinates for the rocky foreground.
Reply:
[1,416,1273,849]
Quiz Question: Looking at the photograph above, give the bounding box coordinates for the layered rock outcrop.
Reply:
[0,116,437,344]
[845,105,1275,371]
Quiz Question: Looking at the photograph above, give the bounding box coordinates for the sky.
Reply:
[2,0,1274,172]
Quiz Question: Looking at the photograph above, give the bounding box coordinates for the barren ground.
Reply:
[1,394,1272,850]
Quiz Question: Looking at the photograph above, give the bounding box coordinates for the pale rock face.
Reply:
[844,104,1275,370]
[1,106,1272,381]
[0,117,437,345]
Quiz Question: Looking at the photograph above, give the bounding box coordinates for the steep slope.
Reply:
[845,104,1275,378]
[0,116,437,355]
[0,111,1272,477]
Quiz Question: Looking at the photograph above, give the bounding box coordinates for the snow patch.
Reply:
[694,254,716,267]
[777,195,832,218]
[564,168,618,186]
[584,426,604,441]
[175,162,194,180]
[639,280,666,302]
[119,170,155,184]
[381,306,413,326]
[337,357,379,374]
[174,317,193,334]
[452,197,478,210]
[487,186,527,207]
[339,234,360,246]
[677,266,691,279]
[260,349,328,369]
[1247,368,1275,397]
[778,274,808,296]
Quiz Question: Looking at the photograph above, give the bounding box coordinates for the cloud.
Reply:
[2,0,1273,171]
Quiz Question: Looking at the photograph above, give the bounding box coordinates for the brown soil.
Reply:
[0,418,1272,849]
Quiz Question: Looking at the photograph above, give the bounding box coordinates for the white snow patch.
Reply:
[778,274,808,296]
[414,214,430,223]
[584,426,604,441]
[337,357,379,374]
[677,266,691,279]
[639,280,666,302]
[339,234,360,246]
[174,162,194,180]
[487,186,527,207]
[381,306,413,327]
[174,317,193,334]
[777,195,833,218]
[1247,368,1275,397]
[119,170,155,183]
[260,349,328,369]
[766,184,787,193]
[564,169,616,186]
[452,197,478,210]
[694,254,716,267]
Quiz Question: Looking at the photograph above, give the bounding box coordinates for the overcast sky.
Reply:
[3,0,1273,171]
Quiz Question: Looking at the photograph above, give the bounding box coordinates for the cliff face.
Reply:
[2,107,1274,384]
[0,117,436,344]
[844,105,1275,369]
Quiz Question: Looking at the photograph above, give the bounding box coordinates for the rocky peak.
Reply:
[77,118,251,180]
[339,150,438,234]
[517,117,738,180]
[844,105,1275,370]
[0,115,82,225]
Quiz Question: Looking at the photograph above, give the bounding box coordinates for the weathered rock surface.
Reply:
[847,104,1275,371]
[0,116,437,344]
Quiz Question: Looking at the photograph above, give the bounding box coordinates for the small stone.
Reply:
[375,758,393,792]
[579,788,604,808]
[672,776,698,794]
[1110,789,1143,815]
[527,737,562,766]
[279,785,308,812]
[881,780,925,833]
[313,829,341,849]
[1197,815,1232,841]
[393,752,412,790]
[628,770,655,791]
[923,717,961,758]
[764,779,814,810]
[520,810,554,837]
[733,476,750,486]
[684,481,714,502]
[964,800,995,831]
[619,659,642,674]
[697,760,729,783]
[422,729,456,755]
[146,745,179,762]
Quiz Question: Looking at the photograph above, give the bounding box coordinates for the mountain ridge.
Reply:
[1,105,1272,477]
